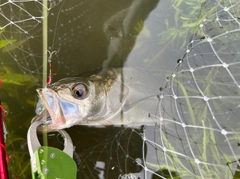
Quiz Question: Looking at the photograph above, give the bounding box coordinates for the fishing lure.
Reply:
[46,51,57,85]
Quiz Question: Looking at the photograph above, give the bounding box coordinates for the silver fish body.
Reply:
[35,67,160,131]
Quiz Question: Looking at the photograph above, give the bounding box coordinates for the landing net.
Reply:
[142,0,240,178]
[1,0,240,179]
[74,1,240,178]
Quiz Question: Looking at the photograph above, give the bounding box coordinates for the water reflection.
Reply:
[102,0,159,69]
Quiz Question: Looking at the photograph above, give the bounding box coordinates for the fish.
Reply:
[33,67,161,131]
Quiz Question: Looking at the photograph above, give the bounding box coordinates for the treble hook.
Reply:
[46,50,57,85]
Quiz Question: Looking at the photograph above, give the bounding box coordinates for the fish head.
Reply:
[36,76,106,130]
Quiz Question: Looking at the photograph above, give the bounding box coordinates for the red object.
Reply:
[47,76,51,85]
[0,105,9,179]
[47,60,53,85]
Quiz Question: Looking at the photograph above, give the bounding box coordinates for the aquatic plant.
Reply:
[0,29,16,49]
[0,66,39,100]
[0,66,38,86]
[158,0,213,48]
[0,67,38,178]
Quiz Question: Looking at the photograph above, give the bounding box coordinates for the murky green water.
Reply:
[2,0,236,178]
[0,1,180,178]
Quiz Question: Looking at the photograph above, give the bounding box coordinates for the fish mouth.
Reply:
[35,88,82,130]
[37,88,65,124]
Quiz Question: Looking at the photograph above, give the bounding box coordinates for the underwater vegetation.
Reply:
[0,28,16,49]
[0,66,40,178]
[158,0,239,48]
[158,0,214,48]
[0,26,38,177]
[132,0,220,71]
[140,0,240,176]
[0,66,39,103]
[0,28,31,53]
[146,69,240,178]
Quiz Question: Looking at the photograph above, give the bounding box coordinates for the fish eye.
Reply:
[72,83,88,99]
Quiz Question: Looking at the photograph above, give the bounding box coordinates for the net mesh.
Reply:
[0,0,46,75]
[1,0,240,178]
[143,0,240,178]
[74,1,240,178]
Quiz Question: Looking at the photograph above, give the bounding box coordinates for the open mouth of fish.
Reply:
[34,88,83,130]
